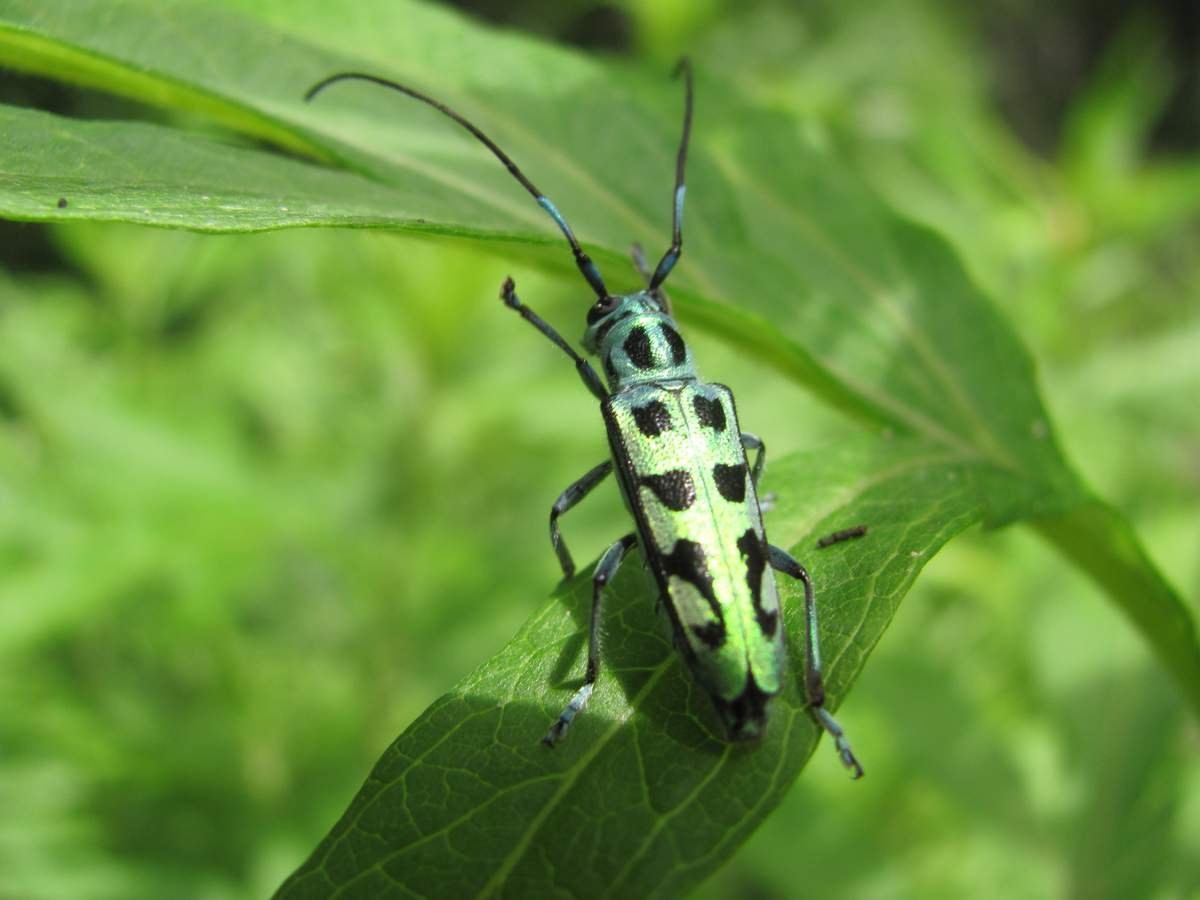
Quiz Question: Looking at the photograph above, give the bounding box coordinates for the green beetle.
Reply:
[307,61,865,776]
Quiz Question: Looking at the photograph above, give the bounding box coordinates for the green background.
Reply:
[1,0,1197,897]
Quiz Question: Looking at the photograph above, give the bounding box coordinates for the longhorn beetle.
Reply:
[306,61,866,777]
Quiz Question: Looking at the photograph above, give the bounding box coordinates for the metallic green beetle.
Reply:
[307,62,864,777]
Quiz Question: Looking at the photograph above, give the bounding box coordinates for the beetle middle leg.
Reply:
[741,431,775,510]
[549,460,613,581]
[767,543,864,778]
[740,432,766,488]
[543,532,638,746]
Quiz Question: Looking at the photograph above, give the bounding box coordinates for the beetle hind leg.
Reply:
[768,543,864,778]
[813,708,860,775]
[543,533,637,746]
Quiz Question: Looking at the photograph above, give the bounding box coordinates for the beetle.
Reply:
[306,61,865,777]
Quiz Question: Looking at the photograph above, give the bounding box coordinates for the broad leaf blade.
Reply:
[0,0,1085,509]
[276,436,983,899]
[0,0,329,156]
[0,104,503,234]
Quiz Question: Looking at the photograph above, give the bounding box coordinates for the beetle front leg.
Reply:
[543,533,637,746]
[767,543,863,779]
[501,277,608,401]
[549,460,613,581]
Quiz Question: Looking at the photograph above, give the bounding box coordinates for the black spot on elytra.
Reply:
[662,539,724,646]
[693,394,726,432]
[660,323,686,366]
[737,529,776,637]
[623,326,655,370]
[713,462,747,503]
[663,540,715,600]
[691,621,724,649]
[632,400,672,437]
[640,469,695,511]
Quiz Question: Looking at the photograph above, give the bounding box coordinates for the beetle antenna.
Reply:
[647,58,693,291]
[305,72,609,299]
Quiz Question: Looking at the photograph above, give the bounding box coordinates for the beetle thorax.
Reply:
[582,293,696,391]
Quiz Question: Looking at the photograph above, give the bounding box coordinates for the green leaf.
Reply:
[1,0,1085,509]
[1,0,1196,895]
[276,435,983,899]
[0,104,479,233]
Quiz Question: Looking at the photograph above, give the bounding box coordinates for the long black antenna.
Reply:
[647,58,693,291]
[305,72,609,299]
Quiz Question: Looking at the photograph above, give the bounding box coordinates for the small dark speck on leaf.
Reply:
[57,198,68,208]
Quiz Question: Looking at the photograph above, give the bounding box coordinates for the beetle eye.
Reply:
[586,295,617,324]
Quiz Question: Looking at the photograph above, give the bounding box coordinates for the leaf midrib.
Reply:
[475,659,673,897]
[605,741,734,895]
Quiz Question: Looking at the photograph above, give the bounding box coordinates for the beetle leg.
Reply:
[768,543,863,779]
[549,461,614,581]
[740,432,766,488]
[543,533,638,746]
[501,277,608,401]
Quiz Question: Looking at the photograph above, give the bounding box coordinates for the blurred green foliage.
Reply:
[1,0,1197,897]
